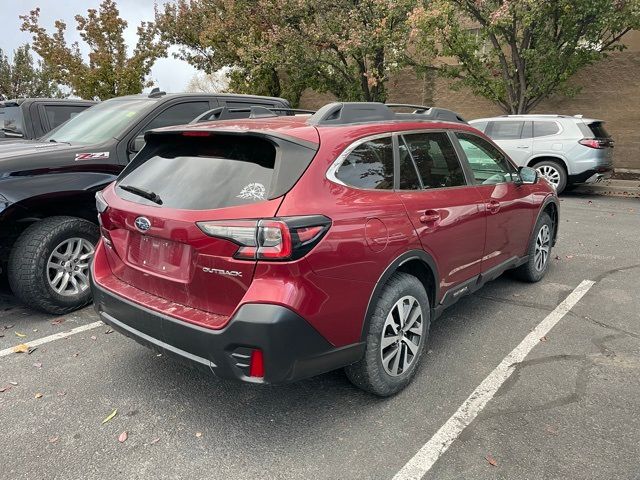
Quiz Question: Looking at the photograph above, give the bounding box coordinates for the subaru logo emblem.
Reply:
[135,216,151,232]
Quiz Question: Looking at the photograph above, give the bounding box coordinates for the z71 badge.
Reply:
[75,152,110,161]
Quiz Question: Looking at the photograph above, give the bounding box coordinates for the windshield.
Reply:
[42,98,153,144]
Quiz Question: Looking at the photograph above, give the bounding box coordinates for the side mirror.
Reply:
[130,136,145,153]
[517,166,538,185]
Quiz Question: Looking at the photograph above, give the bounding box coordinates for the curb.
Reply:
[571,179,640,198]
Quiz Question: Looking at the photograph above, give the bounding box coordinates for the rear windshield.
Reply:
[580,121,611,139]
[0,106,24,137]
[117,135,279,210]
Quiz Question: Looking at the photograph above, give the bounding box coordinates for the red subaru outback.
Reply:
[91,103,558,396]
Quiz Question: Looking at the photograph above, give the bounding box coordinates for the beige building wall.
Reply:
[299,32,640,171]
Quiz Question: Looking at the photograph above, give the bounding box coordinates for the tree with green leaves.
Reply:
[155,0,416,104]
[20,0,167,100]
[411,0,640,113]
[0,44,64,100]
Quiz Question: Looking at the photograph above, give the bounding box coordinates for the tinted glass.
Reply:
[489,121,524,140]
[533,121,560,137]
[1,106,24,136]
[586,121,610,139]
[402,132,466,188]
[335,137,394,190]
[43,98,153,144]
[456,132,516,185]
[44,105,89,129]
[144,101,210,132]
[398,140,421,190]
[117,135,276,210]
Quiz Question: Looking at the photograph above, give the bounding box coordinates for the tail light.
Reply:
[249,349,265,378]
[197,215,331,261]
[579,139,605,149]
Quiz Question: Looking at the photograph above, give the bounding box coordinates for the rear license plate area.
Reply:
[127,233,192,281]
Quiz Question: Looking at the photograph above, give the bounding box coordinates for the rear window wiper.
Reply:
[119,184,163,205]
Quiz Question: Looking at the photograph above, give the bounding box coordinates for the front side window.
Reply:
[335,137,394,190]
[456,132,517,185]
[402,132,466,189]
[143,101,211,132]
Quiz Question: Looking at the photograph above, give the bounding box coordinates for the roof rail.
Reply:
[306,102,466,126]
[190,106,315,124]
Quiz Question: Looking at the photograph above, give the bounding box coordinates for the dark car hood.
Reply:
[0,140,77,159]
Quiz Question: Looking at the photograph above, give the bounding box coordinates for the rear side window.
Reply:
[584,121,610,139]
[533,121,560,137]
[335,137,394,190]
[43,105,88,129]
[118,135,278,210]
[402,133,466,188]
[488,121,524,140]
[1,106,24,136]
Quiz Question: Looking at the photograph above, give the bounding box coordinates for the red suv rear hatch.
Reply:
[98,130,319,328]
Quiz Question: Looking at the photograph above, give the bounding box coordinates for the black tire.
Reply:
[8,216,99,315]
[345,272,430,396]
[534,160,567,194]
[512,212,554,283]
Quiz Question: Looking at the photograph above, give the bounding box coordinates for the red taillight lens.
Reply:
[197,216,330,261]
[579,139,603,149]
[249,349,265,378]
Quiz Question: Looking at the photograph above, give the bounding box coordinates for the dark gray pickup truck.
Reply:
[0,90,290,314]
[0,98,96,141]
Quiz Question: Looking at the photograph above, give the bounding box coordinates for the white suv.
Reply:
[470,115,614,193]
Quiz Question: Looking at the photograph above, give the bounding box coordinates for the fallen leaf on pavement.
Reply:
[15,332,26,338]
[33,362,42,368]
[102,409,118,425]
[0,386,10,393]
[13,344,29,353]
[565,255,574,259]
[57,391,66,396]
[104,329,114,334]
[0,333,4,338]
[49,436,59,444]
[90,335,97,341]
[150,437,160,445]
[9,381,18,386]
[3,324,15,329]
[51,319,65,326]
[195,432,203,438]
[540,336,548,342]
[35,392,43,399]
[485,454,498,467]
[33,329,38,332]
[554,255,560,260]
[118,431,128,443]
[27,347,38,355]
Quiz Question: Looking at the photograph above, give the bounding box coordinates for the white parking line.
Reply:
[392,279,595,480]
[0,321,104,358]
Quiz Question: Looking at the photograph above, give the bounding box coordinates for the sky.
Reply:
[0,0,198,93]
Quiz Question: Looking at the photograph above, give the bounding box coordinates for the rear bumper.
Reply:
[91,271,364,385]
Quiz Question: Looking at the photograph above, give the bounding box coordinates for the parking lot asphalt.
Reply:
[1,194,639,480]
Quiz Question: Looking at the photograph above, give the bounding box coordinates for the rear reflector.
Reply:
[249,349,265,378]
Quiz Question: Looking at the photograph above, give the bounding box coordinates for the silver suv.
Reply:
[470,115,614,193]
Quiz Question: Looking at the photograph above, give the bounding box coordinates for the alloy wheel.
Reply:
[47,237,95,296]
[536,165,561,188]
[534,224,551,272]
[380,295,424,377]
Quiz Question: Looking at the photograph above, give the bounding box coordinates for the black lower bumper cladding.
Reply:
[91,276,364,385]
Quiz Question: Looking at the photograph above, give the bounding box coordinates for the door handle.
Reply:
[420,210,441,224]
[486,200,500,214]
[516,145,529,149]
